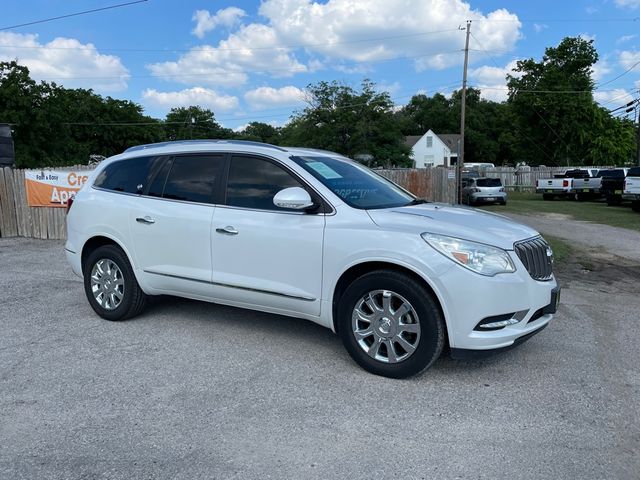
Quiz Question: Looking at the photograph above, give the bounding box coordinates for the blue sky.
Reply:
[2,0,639,130]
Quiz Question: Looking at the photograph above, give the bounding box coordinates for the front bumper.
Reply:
[432,250,558,352]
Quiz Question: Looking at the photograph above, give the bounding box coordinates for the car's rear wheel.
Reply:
[542,194,554,201]
[83,245,147,321]
[632,201,640,213]
[337,270,445,378]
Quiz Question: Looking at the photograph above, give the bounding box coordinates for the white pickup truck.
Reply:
[536,168,599,201]
[622,166,640,212]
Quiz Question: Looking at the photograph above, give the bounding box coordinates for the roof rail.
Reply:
[124,139,287,153]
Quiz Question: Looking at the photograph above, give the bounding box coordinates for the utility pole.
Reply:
[457,20,471,204]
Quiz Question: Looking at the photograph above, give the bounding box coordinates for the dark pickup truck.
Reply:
[600,168,629,206]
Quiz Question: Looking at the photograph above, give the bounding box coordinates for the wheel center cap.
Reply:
[378,317,392,335]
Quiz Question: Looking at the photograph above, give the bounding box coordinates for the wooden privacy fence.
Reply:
[377,167,457,203]
[0,164,608,241]
[0,166,94,240]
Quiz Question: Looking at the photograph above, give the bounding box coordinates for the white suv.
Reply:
[66,140,559,378]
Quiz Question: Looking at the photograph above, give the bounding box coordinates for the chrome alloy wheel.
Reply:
[351,289,421,363]
[90,259,125,311]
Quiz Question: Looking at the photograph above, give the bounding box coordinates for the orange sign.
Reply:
[25,170,93,207]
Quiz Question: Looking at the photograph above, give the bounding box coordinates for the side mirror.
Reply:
[273,187,315,210]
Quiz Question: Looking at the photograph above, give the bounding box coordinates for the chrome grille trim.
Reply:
[514,236,554,281]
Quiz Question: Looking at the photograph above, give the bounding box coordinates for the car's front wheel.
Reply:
[83,245,147,321]
[338,270,445,378]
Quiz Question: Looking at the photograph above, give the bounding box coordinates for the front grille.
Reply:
[514,236,554,281]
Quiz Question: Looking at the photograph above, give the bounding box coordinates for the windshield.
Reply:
[292,156,415,209]
[476,178,502,187]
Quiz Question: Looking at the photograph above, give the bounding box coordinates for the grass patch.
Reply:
[480,192,640,232]
[542,235,572,264]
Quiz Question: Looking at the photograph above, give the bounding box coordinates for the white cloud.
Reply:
[142,87,239,112]
[192,7,246,39]
[533,23,548,33]
[376,81,401,95]
[579,33,596,43]
[470,60,519,102]
[471,60,519,84]
[619,50,640,69]
[260,0,521,71]
[149,1,522,87]
[0,32,129,92]
[616,34,637,44]
[615,0,640,8]
[147,23,307,86]
[591,59,611,81]
[244,85,306,109]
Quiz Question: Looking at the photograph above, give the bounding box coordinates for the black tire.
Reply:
[83,244,147,321]
[632,201,640,213]
[606,195,621,206]
[500,200,507,206]
[542,194,554,201]
[576,193,587,202]
[337,270,445,379]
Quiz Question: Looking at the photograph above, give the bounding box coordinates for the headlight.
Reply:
[421,233,516,276]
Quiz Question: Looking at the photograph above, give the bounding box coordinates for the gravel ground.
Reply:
[0,225,639,479]
[504,212,640,263]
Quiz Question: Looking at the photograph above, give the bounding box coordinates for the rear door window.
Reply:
[152,154,225,204]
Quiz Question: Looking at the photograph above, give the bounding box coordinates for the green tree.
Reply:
[0,61,164,167]
[281,80,411,166]
[395,88,517,165]
[164,106,232,140]
[505,36,635,166]
[396,93,456,136]
[236,121,282,144]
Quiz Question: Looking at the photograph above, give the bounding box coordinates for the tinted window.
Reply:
[146,158,172,198]
[598,169,625,178]
[292,156,414,209]
[628,167,640,177]
[476,178,502,187]
[226,156,303,211]
[94,156,161,194]
[161,155,224,204]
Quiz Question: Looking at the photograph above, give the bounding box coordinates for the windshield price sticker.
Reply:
[307,161,343,179]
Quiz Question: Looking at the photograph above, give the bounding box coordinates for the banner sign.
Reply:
[25,170,92,207]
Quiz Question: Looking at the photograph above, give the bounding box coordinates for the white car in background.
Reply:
[66,140,559,378]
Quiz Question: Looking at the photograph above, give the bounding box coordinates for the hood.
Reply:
[367,203,539,250]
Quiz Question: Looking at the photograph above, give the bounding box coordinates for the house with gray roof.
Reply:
[404,130,461,168]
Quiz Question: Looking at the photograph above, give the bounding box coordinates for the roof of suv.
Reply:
[122,139,349,160]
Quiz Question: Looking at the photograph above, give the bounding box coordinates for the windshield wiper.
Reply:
[405,198,428,206]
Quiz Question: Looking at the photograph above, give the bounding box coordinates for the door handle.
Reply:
[216,226,238,235]
[136,216,155,225]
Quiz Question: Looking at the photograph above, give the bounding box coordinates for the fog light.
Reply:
[474,311,527,331]
[478,318,519,329]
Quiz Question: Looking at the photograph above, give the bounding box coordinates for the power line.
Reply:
[0,1,148,31]
[597,60,640,88]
